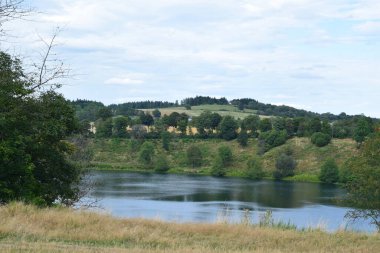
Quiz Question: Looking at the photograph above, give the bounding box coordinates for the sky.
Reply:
[1,0,380,117]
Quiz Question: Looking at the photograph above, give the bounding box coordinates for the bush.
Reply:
[319,158,339,184]
[274,154,296,179]
[154,154,170,173]
[186,145,202,168]
[311,132,331,147]
[161,131,171,151]
[246,157,264,179]
[211,156,226,177]
[237,129,248,147]
[258,130,288,153]
[218,146,233,166]
[138,141,155,167]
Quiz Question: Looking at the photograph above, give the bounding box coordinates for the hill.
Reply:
[90,137,358,182]
[1,203,379,253]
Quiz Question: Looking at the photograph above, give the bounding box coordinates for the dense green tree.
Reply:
[321,120,332,135]
[138,141,155,167]
[241,115,260,136]
[154,154,170,172]
[272,117,286,131]
[139,112,154,126]
[308,117,322,135]
[97,107,113,120]
[218,146,233,167]
[311,132,331,147]
[161,131,171,151]
[259,118,272,132]
[0,51,81,206]
[353,117,371,147]
[246,157,264,179]
[113,116,130,138]
[319,159,339,184]
[211,156,226,177]
[273,153,296,179]
[152,109,161,118]
[258,130,288,153]
[237,129,248,147]
[95,118,113,138]
[344,133,380,230]
[177,119,188,136]
[219,116,238,140]
[186,145,202,168]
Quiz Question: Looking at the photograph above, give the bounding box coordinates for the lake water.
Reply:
[84,171,375,232]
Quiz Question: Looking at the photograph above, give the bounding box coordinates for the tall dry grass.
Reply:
[0,203,379,253]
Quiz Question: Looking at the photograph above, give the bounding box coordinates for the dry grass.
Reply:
[0,203,379,252]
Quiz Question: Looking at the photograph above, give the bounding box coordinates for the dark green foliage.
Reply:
[219,116,238,140]
[181,96,228,106]
[308,117,322,134]
[113,116,130,138]
[97,107,113,120]
[152,109,161,118]
[154,154,170,172]
[241,115,260,136]
[273,153,296,179]
[237,129,248,147]
[321,120,332,135]
[311,132,331,147]
[161,131,171,151]
[272,117,286,131]
[95,119,113,138]
[186,145,202,168]
[71,99,105,121]
[138,141,155,167]
[353,117,371,147]
[217,146,233,166]
[259,118,272,132]
[319,159,339,184]
[177,119,188,135]
[211,156,226,177]
[139,112,154,126]
[0,52,80,206]
[344,133,380,230]
[246,157,264,179]
[258,130,288,153]
[184,104,191,110]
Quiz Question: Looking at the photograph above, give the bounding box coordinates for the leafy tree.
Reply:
[319,159,339,184]
[186,145,202,168]
[273,153,296,179]
[210,112,222,130]
[344,133,380,230]
[242,115,260,136]
[139,112,154,126]
[237,129,248,147]
[246,157,264,179]
[311,132,331,147]
[307,117,322,135]
[138,141,155,167]
[152,109,161,118]
[154,154,170,172]
[211,156,226,177]
[219,116,238,140]
[321,120,332,135]
[272,117,286,131]
[177,119,188,136]
[259,118,272,132]
[285,118,295,136]
[218,146,233,167]
[353,117,371,147]
[97,107,113,120]
[258,130,288,153]
[0,51,81,206]
[161,131,171,151]
[113,116,130,138]
[95,118,113,138]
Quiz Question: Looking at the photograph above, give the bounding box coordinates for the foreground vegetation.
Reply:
[0,203,379,253]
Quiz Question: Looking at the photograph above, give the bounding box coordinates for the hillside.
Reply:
[1,203,379,253]
[90,137,358,182]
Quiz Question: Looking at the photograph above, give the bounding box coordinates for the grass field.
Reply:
[1,203,379,253]
[89,137,358,182]
[142,104,268,119]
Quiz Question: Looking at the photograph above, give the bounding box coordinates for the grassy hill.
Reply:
[1,203,378,253]
[142,104,269,119]
[90,137,358,182]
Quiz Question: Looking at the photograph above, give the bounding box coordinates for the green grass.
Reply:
[89,137,358,183]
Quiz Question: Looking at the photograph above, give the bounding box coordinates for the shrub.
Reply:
[218,146,233,166]
[154,154,170,173]
[237,129,248,147]
[274,154,296,179]
[258,130,288,153]
[311,132,331,147]
[211,156,226,177]
[161,131,171,151]
[186,145,202,168]
[319,158,339,184]
[138,141,155,167]
[246,157,264,179]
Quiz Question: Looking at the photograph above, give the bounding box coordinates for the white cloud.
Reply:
[104,77,144,85]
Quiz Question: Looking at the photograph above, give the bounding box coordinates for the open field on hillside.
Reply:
[90,137,358,182]
[1,203,379,253]
[142,104,269,119]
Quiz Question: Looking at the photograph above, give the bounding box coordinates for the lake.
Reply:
[84,171,375,232]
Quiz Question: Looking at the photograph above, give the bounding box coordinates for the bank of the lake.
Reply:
[89,137,357,183]
[1,203,379,253]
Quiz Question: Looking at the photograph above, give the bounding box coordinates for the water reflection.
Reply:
[86,171,373,232]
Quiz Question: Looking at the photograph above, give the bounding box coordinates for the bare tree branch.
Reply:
[0,0,31,36]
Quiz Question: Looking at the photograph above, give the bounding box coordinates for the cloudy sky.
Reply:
[2,0,380,117]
